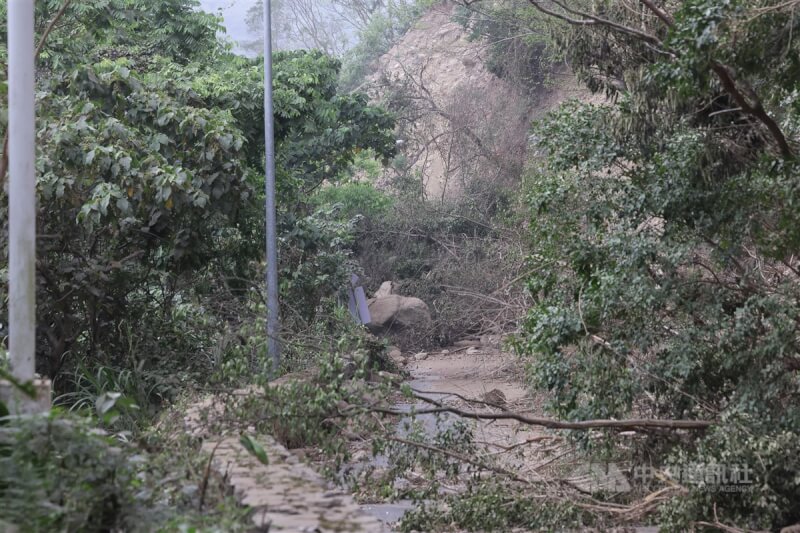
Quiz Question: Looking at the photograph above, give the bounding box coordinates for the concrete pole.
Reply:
[7,0,37,383]
[263,0,281,376]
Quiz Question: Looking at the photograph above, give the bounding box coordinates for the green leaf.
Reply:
[239,434,269,466]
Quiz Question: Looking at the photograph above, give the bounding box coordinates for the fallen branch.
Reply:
[372,394,713,431]
[693,503,765,533]
[388,435,539,485]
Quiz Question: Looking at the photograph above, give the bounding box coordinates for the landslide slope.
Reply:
[368,1,595,200]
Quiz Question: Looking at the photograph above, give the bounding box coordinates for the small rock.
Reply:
[482,388,507,407]
[414,352,428,361]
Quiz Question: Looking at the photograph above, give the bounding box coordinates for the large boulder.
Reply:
[367,294,431,333]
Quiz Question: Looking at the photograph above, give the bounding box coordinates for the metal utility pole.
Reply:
[8,0,36,385]
[263,0,281,376]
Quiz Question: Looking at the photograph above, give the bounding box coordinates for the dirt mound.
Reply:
[368,2,598,201]
[369,2,530,200]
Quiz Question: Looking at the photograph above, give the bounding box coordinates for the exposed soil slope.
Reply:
[370,1,597,200]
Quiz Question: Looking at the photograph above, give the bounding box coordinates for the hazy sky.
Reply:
[198,0,258,53]
[198,0,360,55]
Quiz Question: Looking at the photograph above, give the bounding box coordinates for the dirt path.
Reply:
[360,342,555,528]
[180,342,547,531]
[408,345,546,465]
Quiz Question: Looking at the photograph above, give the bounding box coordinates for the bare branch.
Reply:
[527,0,665,46]
[368,393,713,431]
[639,0,674,25]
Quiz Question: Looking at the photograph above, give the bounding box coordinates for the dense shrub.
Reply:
[312,181,394,222]
[0,2,395,402]
[506,0,800,527]
[0,412,247,532]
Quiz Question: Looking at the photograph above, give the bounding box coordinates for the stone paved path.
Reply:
[184,394,387,532]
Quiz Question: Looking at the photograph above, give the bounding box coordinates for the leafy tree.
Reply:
[0,1,395,392]
[453,0,556,94]
[489,0,800,528]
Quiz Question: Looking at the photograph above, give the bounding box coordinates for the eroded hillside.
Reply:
[368,1,594,200]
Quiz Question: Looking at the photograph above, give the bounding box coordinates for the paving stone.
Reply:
[184,393,387,532]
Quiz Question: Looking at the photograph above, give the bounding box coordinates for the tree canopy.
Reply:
[0,0,395,383]
[507,0,800,527]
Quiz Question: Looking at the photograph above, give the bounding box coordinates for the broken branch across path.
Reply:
[367,391,713,431]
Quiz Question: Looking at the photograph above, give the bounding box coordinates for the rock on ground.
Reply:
[367,294,431,333]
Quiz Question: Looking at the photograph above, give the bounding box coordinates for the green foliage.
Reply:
[270,50,397,197]
[0,414,142,531]
[231,324,393,462]
[312,182,394,222]
[367,415,476,500]
[514,0,800,527]
[348,149,385,180]
[0,1,400,529]
[0,1,221,71]
[0,1,395,397]
[0,412,249,532]
[400,483,589,532]
[279,209,362,323]
[239,434,270,466]
[659,416,800,530]
[17,54,253,384]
